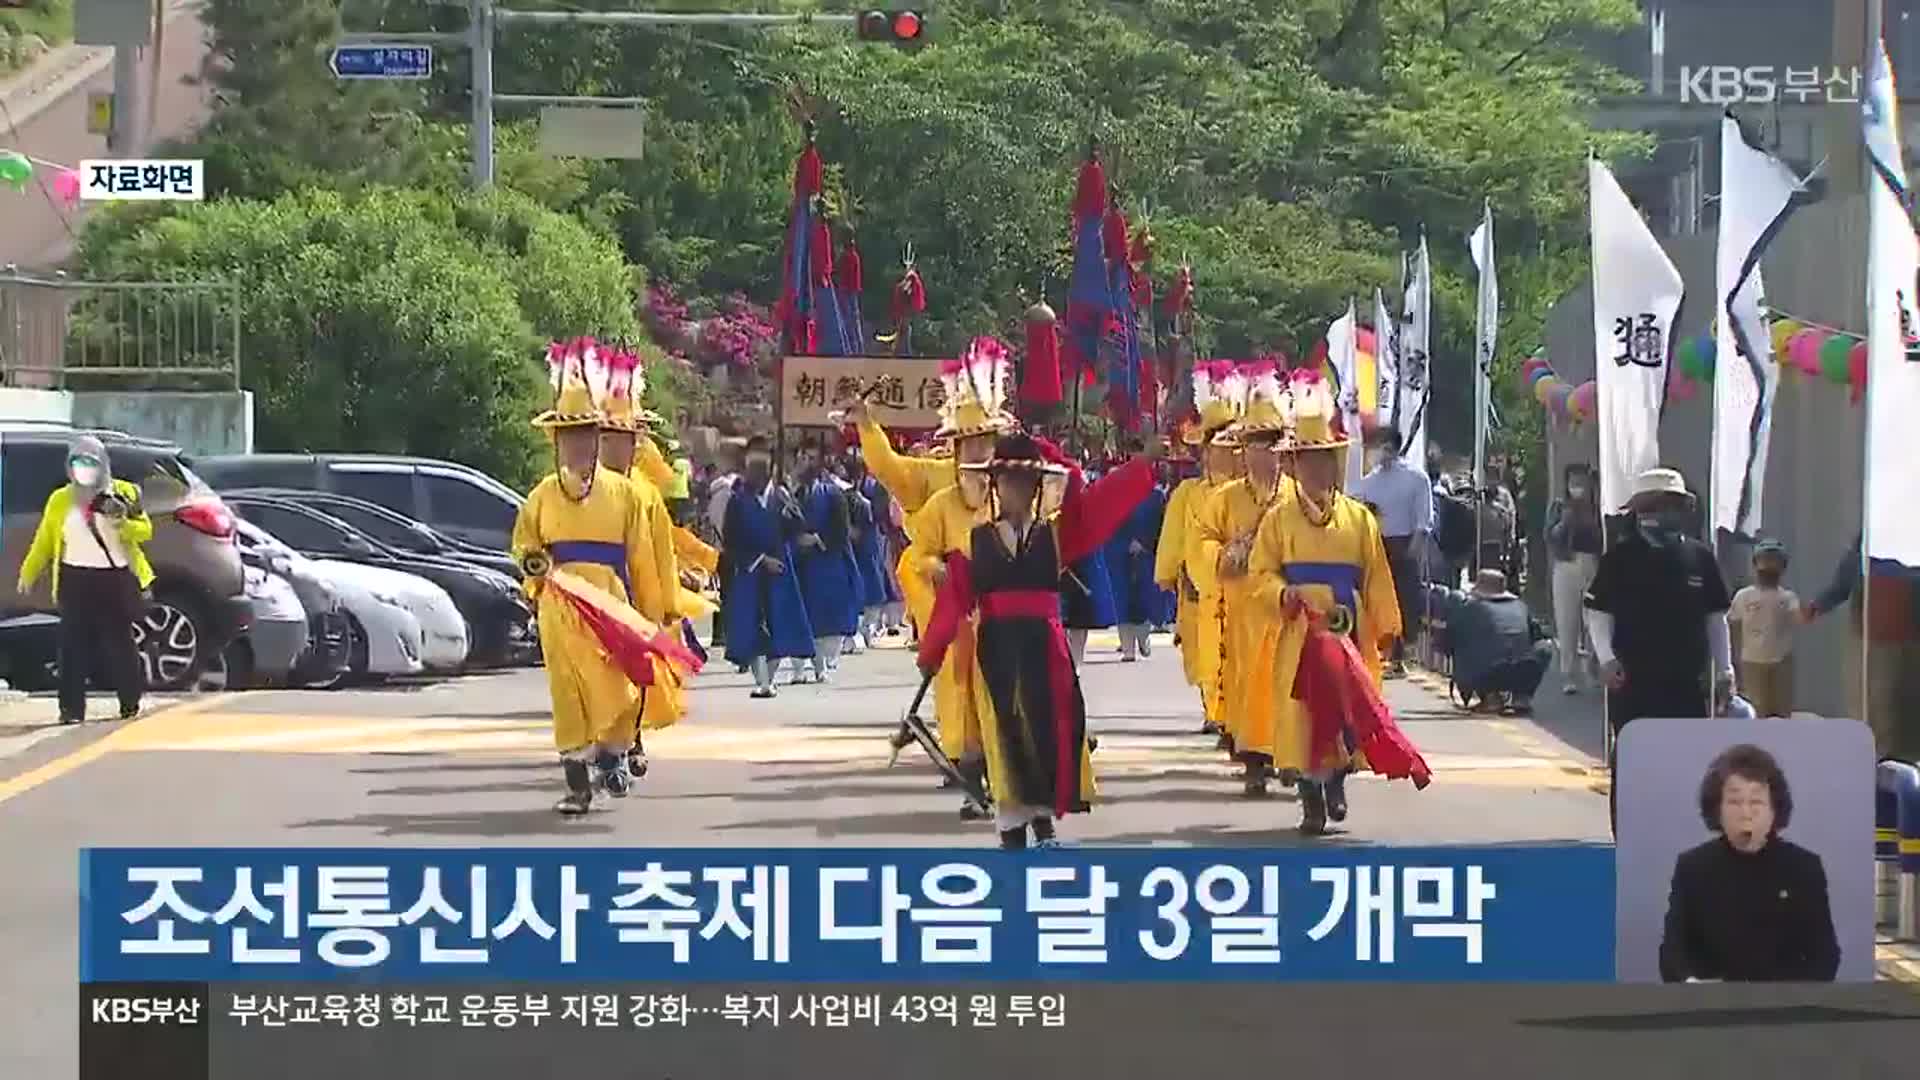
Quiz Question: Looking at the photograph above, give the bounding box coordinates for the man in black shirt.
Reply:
[1659,744,1840,982]
[1584,468,1735,832]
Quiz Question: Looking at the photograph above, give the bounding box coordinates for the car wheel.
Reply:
[131,591,209,692]
[344,614,371,683]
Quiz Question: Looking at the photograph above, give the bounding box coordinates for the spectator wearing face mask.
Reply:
[15,435,155,725]
[1545,464,1604,694]
[1729,541,1800,719]
[1584,468,1734,833]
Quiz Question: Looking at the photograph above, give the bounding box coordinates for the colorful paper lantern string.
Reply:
[1513,352,1598,426]
[0,149,83,206]
[1666,315,1865,405]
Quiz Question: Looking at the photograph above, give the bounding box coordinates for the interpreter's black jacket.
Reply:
[1658,837,1840,983]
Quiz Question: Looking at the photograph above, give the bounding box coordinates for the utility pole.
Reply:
[338,5,862,191]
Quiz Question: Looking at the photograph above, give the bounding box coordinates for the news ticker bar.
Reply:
[79,980,1920,1080]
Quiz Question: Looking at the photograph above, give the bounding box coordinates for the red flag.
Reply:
[541,569,705,688]
[1292,624,1431,789]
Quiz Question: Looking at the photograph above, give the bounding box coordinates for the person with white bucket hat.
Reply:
[1583,467,1736,833]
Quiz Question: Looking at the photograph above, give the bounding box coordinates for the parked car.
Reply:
[234,519,430,681]
[0,613,59,692]
[221,495,521,670]
[225,487,522,580]
[191,454,523,552]
[1,429,251,690]
[231,532,351,689]
[227,564,311,688]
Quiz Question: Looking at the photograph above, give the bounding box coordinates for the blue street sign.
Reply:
[330,46,433,80]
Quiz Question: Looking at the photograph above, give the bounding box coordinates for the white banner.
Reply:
[1864,41,1920,566]
[1373,286,1398,432]
[1327,301,1365,489]
[1590,158,1684,514]
[1469,202,1498,489]
[1397,237,1432,467]
[1710,115,1803,540]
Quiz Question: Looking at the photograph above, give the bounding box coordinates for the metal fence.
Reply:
[0,271,241,391]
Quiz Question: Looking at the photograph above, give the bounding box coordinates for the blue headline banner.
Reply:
[80,847,1615,983]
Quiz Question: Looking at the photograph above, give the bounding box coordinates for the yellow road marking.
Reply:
[94,708,1603,788]
[0,693,241,806]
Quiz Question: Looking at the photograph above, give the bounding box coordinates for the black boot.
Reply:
[627,729,649,781]
[1241,758,1269,799]
[1298,782,1328,836]
[957,756,990,819]
[1325,770,1349,823]
[555,760,594,815]
[1031,817,1058,848]
[999,827,1028,850]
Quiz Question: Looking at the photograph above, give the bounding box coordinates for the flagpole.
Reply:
[1860,18,1882,735]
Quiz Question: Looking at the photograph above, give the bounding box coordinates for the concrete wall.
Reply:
[1543,196,1868,717]
[68,390,254,457]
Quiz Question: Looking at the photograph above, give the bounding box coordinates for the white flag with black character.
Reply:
[1590,158,1684,514]
[1469,202,1499,488]
[1398,236,1433,468]
[1863,40,1920,566]
[1710,113,1805,541]
[1327,300,1364,489]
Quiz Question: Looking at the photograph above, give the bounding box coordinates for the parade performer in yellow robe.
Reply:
[1247,370,1423,835]
[590,345,708,772]
[1192,361,1295,797]
[884,337,1019,817]
[1161,361,1247,742]
[513,339,678,815]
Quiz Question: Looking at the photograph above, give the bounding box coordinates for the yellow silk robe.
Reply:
[902,483,993,760]
[857,418,956,631]
[1244,492,1402,774]
[513,468,675,752]
[1155,477,1214,694]
[1192,476,1294,759]
[615,447,711,733]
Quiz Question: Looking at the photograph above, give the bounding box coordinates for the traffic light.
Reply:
[856,9,927,46]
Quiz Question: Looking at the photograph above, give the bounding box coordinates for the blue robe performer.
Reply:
[722,436,816,698]
[792,441,863,681]
[847,456,902,650]
[1105,474,1172,660]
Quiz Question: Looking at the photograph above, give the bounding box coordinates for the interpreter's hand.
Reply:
[1601,659,1627,690]
[764,558,787,576]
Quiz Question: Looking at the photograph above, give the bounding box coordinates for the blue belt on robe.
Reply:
[1284,562,1361,637]
[550,540,631,601]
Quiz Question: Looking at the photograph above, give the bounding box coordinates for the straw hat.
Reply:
[1185,360,1248,447]
[1280,368,1349,451]
[1232,359,1288,438]
[592,344,667,434]
[935,336,1019,440]
[532,338,605,430]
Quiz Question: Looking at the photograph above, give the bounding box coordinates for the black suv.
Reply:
[1,430,252,689]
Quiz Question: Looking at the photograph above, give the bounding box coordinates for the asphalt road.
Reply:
[0,631,1611,1076]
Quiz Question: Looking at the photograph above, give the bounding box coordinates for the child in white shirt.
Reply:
[1728,540,1800,718]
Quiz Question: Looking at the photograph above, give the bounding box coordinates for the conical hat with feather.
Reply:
[1185,360,1246,445]
[935,336,1018,439]
[533,337,605,430]
[1235,359,1288,436]
[1281,368,1350,450]
[591,345,665,433]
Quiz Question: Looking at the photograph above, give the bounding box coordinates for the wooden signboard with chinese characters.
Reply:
[780,356,945,430]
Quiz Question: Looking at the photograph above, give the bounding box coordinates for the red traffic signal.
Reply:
[857,9,926,45]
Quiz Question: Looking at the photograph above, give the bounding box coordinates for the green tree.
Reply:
[75,188,640,486]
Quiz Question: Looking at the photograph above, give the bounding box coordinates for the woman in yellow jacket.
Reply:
[16,434,155,725]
